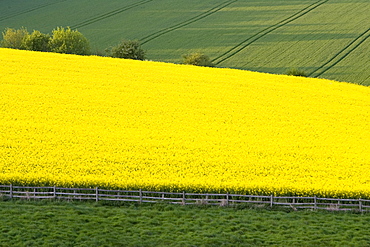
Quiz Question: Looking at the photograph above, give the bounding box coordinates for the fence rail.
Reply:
[1,184,370,212]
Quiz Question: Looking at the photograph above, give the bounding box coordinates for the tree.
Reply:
[49,27,90,55]
[182,52,214,67]
[109,40,145,60]
[1,27,29,49]
[286,68,308,77]
[22,30,51,52]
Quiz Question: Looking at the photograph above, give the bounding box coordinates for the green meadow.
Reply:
[1,0,369,85]
[1,200,370,246]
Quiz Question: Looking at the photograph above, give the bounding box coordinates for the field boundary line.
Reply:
[70,0,153,30]
[309,28,370,78]
[140,0,237,45]
[1,184,369,213]
[212,0,329,65]
[0,0,67,22]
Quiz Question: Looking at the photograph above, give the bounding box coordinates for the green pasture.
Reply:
[1,200,370,246]
[0,0,369,85]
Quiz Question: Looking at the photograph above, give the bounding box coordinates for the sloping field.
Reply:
[1,48,370,198]
[218,0,370,85]
[0,0,368,85]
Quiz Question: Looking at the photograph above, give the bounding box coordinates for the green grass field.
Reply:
[1,0,369,85]
[1,199,370,246]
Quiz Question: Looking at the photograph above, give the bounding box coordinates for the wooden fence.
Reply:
[1,184,370,212]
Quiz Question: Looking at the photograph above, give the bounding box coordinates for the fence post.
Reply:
[53,185,56,199]
[270,194,273,208]
[182,191,186,205]
[10,184,13,199]
[314,196,317,210]
[359,198,362,212]
[96,187,99,202]
[226,193,229,206]
[139,189,142,204]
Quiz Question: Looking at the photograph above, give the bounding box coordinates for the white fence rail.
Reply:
[1,184,370,212]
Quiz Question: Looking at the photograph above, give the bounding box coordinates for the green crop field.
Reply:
[0,0,369,84]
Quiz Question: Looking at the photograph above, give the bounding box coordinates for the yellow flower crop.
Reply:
[1,48,370,198]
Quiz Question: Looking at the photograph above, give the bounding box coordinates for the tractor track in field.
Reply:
[309,28,370,78]
[0,0,67,22]
[139,0,237,45]
[70,0,153,30]
[212,0,329,65]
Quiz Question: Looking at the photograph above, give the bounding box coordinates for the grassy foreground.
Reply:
[0,200,370,246]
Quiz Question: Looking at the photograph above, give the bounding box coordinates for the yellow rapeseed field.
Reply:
[1,48,370,198]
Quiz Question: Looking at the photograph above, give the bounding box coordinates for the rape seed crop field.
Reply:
[1,48,370,198]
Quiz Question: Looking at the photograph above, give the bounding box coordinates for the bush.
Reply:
[92,49,107,57]
[286,68,307,77]
[182,52,214,67]
[22,30,51,52]
[109,40,145,60]
[1,27,29,49]
[49,27,90,55]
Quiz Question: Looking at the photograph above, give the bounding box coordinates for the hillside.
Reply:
[0,0,369,85]
[1,48,370,197]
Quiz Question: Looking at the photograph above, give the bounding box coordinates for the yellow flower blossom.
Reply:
[0,48,370,198]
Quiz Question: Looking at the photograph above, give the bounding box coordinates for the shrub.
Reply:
[1,27,29,49]
[49,27,90,55]
[182,52,214,67]
[286,68,308,77]
[109,40,145,60]
[92,49,107,57]
[22,30,51,52]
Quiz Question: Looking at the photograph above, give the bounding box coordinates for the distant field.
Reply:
[1,48,370,198]
[0,0,369,85]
